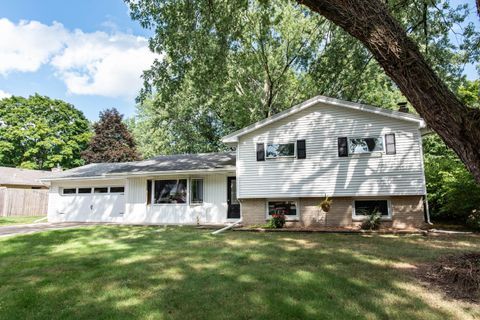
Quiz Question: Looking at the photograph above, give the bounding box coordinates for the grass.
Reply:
[0,226,479,320]
[0,215,45,226]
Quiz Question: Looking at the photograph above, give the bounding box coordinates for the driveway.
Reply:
[0,222,96,238]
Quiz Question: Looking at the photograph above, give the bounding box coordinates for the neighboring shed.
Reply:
[0,167,52,216]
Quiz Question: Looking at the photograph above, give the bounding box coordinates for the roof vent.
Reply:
[397,102,409,113]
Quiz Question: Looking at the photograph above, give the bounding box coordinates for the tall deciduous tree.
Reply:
[126,0,479,170]
[296,0,480,181]
[82,108,140,163]
[0,94,91,169]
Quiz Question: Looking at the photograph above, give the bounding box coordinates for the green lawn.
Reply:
[0,215,46,226]
[0,226,478,320]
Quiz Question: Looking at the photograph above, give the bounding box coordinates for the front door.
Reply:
[227,177,240,219]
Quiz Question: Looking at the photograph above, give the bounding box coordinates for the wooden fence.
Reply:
[0,187,48,216]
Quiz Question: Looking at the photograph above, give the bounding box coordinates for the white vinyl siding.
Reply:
[237,102,426,198]
[124,174,229,224]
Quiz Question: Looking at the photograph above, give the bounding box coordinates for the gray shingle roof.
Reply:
[0,167,51,186]
[47,152,236,180]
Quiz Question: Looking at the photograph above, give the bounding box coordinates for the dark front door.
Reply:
[227,177,240,219]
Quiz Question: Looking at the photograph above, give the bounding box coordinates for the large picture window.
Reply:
[266,143,295,159]
[348,137,384,154]
[154,179,187,204]
[190,179,204,204]
[267,201,298,217]
[353,200,390,218]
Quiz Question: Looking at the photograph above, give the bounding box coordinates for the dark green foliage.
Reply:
[466,210,480,231]
[82,108,140,163]
[360,210,382,230]
[126,0,478,157]
[269,213,286,228]
[424,81,480,224]
[0,94,91,169]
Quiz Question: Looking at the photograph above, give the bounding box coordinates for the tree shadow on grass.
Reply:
[0,226,478,320]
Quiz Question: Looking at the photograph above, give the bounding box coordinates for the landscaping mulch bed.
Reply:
[416,252,480,302]
[234,226,427,235]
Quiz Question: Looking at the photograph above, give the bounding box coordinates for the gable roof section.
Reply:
[221,95,426,144]
[44,152,236,181]
[0,167,51,187]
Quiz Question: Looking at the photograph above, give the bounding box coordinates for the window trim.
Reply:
[152,178,189,206]
[265,199,300,221]
[265,142,296,159]
[61,188,77,195]
[109,186,125,194]
[93,187,109,194]
[190,178,204,205]
[78,187,93,194]
[352,199,392,221]
[348,136,385,155]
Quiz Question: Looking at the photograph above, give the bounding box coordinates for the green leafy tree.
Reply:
[0,94,91,169]
[424,80,480,222]
[126,0,478,158]
[82,108,140,163]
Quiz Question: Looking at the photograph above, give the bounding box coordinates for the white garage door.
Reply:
[56,186,125,223]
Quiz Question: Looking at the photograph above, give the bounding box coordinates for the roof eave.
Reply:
[43,167,237,182]
[221,95,426,142]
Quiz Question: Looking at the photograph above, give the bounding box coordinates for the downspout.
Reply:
[211,219,243,235]
[424,195,433,225]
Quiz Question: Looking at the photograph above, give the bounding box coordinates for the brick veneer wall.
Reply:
[240,196,425,229]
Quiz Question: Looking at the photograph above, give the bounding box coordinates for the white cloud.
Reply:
[0,18,157,98]
[51,31,156,98]
[0,90,11,99]
[0,19,68,75]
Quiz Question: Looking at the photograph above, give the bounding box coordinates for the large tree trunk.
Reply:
[298,0,480,183]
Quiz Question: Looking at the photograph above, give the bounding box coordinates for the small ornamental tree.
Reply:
[82,108,140,163]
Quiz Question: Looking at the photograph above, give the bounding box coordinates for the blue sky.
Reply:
[0,0,478,121]
[0,0,155,121]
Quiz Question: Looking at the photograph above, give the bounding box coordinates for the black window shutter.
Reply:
[256,143,265,161]
[338,137,348,157]
[385,133,396,155]
[297,139,306,159]
[146,180,152,205]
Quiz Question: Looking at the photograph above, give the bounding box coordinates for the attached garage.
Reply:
[49,179,126,223]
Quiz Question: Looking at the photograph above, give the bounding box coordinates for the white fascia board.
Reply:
[221,95,425,143]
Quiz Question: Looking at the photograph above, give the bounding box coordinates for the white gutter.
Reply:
[211,219,242,235]
[41,167,236,182]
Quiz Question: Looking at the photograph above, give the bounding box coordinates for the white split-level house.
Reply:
[44,95,429,228]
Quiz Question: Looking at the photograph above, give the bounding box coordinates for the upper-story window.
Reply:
[348,137,384,154]
[266,143,295,159]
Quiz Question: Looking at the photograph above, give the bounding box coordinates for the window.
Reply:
[110,186,125,193]
[267,201,298,217]
[94,187,108,193]
[190,179,204,204]
[348,137,384,154]
[338,137,348,157]
[78,188,92,194]
[353,200,390,218]
[256,143,265,161]
[266,143,295,159]
[385,133,396,155]
[154,179,187,204]
[62,188,76,195]
[297,140,306,159]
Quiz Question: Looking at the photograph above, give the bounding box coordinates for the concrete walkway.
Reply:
[0,222,96,238]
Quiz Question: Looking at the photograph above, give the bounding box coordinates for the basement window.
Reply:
[267,200,298,219]
[353,200,391,220]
